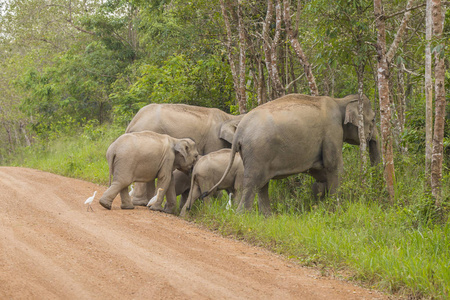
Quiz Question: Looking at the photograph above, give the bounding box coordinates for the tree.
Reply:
[374,0,395,200]
[282,0,318,96]
[425,0,434,186]
[219,0,248,113]
[430,0,447,203]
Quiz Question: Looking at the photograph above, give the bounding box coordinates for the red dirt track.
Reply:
[0,167,387,299]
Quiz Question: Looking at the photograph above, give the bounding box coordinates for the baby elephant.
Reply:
[99,131,198,214]
[180,148,243,216]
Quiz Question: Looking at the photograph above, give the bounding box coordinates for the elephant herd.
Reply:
[99,93,381,216]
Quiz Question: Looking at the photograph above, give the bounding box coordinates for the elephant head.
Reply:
[342,95,381,166]
[219,114,245,145]
[173,138,199,173]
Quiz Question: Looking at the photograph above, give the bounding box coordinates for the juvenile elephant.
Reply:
[204,94,380,215]
[180,149,244,217]
[126,103,243,206]
[99,131,198,214]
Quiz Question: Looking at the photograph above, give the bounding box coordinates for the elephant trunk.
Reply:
[369,127,381,166]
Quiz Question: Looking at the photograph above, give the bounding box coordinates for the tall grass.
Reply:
[3,126,449,299]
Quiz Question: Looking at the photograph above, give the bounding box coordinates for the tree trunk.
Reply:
[356,64,368,183]
[219,0,242,111]
[374,0,395,201]
[425,0,434,187]
[430,0,446,204]
[396,60,407,154]
[237,0,247,113]
[282,0,318,96]
[262,0,285,99]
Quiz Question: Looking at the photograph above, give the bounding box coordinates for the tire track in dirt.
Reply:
[0,167,387,299]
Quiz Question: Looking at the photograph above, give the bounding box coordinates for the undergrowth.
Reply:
[2,126,449,299]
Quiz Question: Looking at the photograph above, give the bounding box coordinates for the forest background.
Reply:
[0,0,449,298]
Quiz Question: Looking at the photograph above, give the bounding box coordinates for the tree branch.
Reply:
[385,3,426,19]
[386,0,415,63]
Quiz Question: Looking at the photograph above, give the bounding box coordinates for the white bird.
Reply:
[84,191,97,212]
[147,188,164,207]
[129,184,134,196]
[226,193,233,210]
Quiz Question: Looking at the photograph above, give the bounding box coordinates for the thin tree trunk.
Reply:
[237,0,247,113]
[219,0,241,110]
[262,0,285,99]
[386,0,414,63]
[374,0,395,201]
[425,0,434,187]
[396,60,407,154]
[356,64,368,183]
[430,0,446,204]
[258,60,267,105]
[282,0,318,96]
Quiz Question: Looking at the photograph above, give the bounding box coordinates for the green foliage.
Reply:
[110,53,234,126]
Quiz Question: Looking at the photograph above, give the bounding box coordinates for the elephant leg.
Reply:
[163,178,177,214]
[257,183,271,216]
[309,169,327,200]
[237,170,269,214]
[132,182,153,206]
[149,172,172,212]
[322,140,343,195]
[99,182,126,210]
[237,185,256,213]
[178,191,189,211]
[146,181,156,201]
[312,181,326,200]
[179,184,201,217]
[120,187,134,209]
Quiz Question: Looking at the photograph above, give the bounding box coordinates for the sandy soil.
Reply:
[0,167,388,299]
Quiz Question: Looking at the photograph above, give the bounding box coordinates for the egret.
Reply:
[85,191,97,212]
[147,188,164,207]
[129,184,134,196]
[226,192,233,210]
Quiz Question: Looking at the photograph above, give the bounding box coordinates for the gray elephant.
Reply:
[204,94,380,215]
[99,131,198,214]
[126,103,243,206]
[180,149,244,216]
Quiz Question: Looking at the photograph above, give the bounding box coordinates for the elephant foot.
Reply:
[99,199,112,210]
[121,203,135,210]
[132,198,150,206]
[179,209,189,218]
[163,205,175,215]
[148,204,164,212]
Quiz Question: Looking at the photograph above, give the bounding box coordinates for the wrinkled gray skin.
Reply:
[126,103,242,206]
[180,149,244,217]
[205,94,381,215]
[99,131,198,214]
[173,169,191,210]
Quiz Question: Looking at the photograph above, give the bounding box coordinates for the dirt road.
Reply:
[0,167,386,299]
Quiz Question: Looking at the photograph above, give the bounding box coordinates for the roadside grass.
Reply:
[3,128,450,299]
[5,124,121,185]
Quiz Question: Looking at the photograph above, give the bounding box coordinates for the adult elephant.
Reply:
[203,94,380,215]
[126,103,243,206]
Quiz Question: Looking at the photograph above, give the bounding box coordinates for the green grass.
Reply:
[3,126,450,299]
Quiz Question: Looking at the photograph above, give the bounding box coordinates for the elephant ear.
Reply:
[344,100,359,126]
[174,140,189,160]
[219,115,244,144]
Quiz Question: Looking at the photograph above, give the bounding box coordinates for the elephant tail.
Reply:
[200,140,239,199]
[106,150,115,187]
[185,172,198,211]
